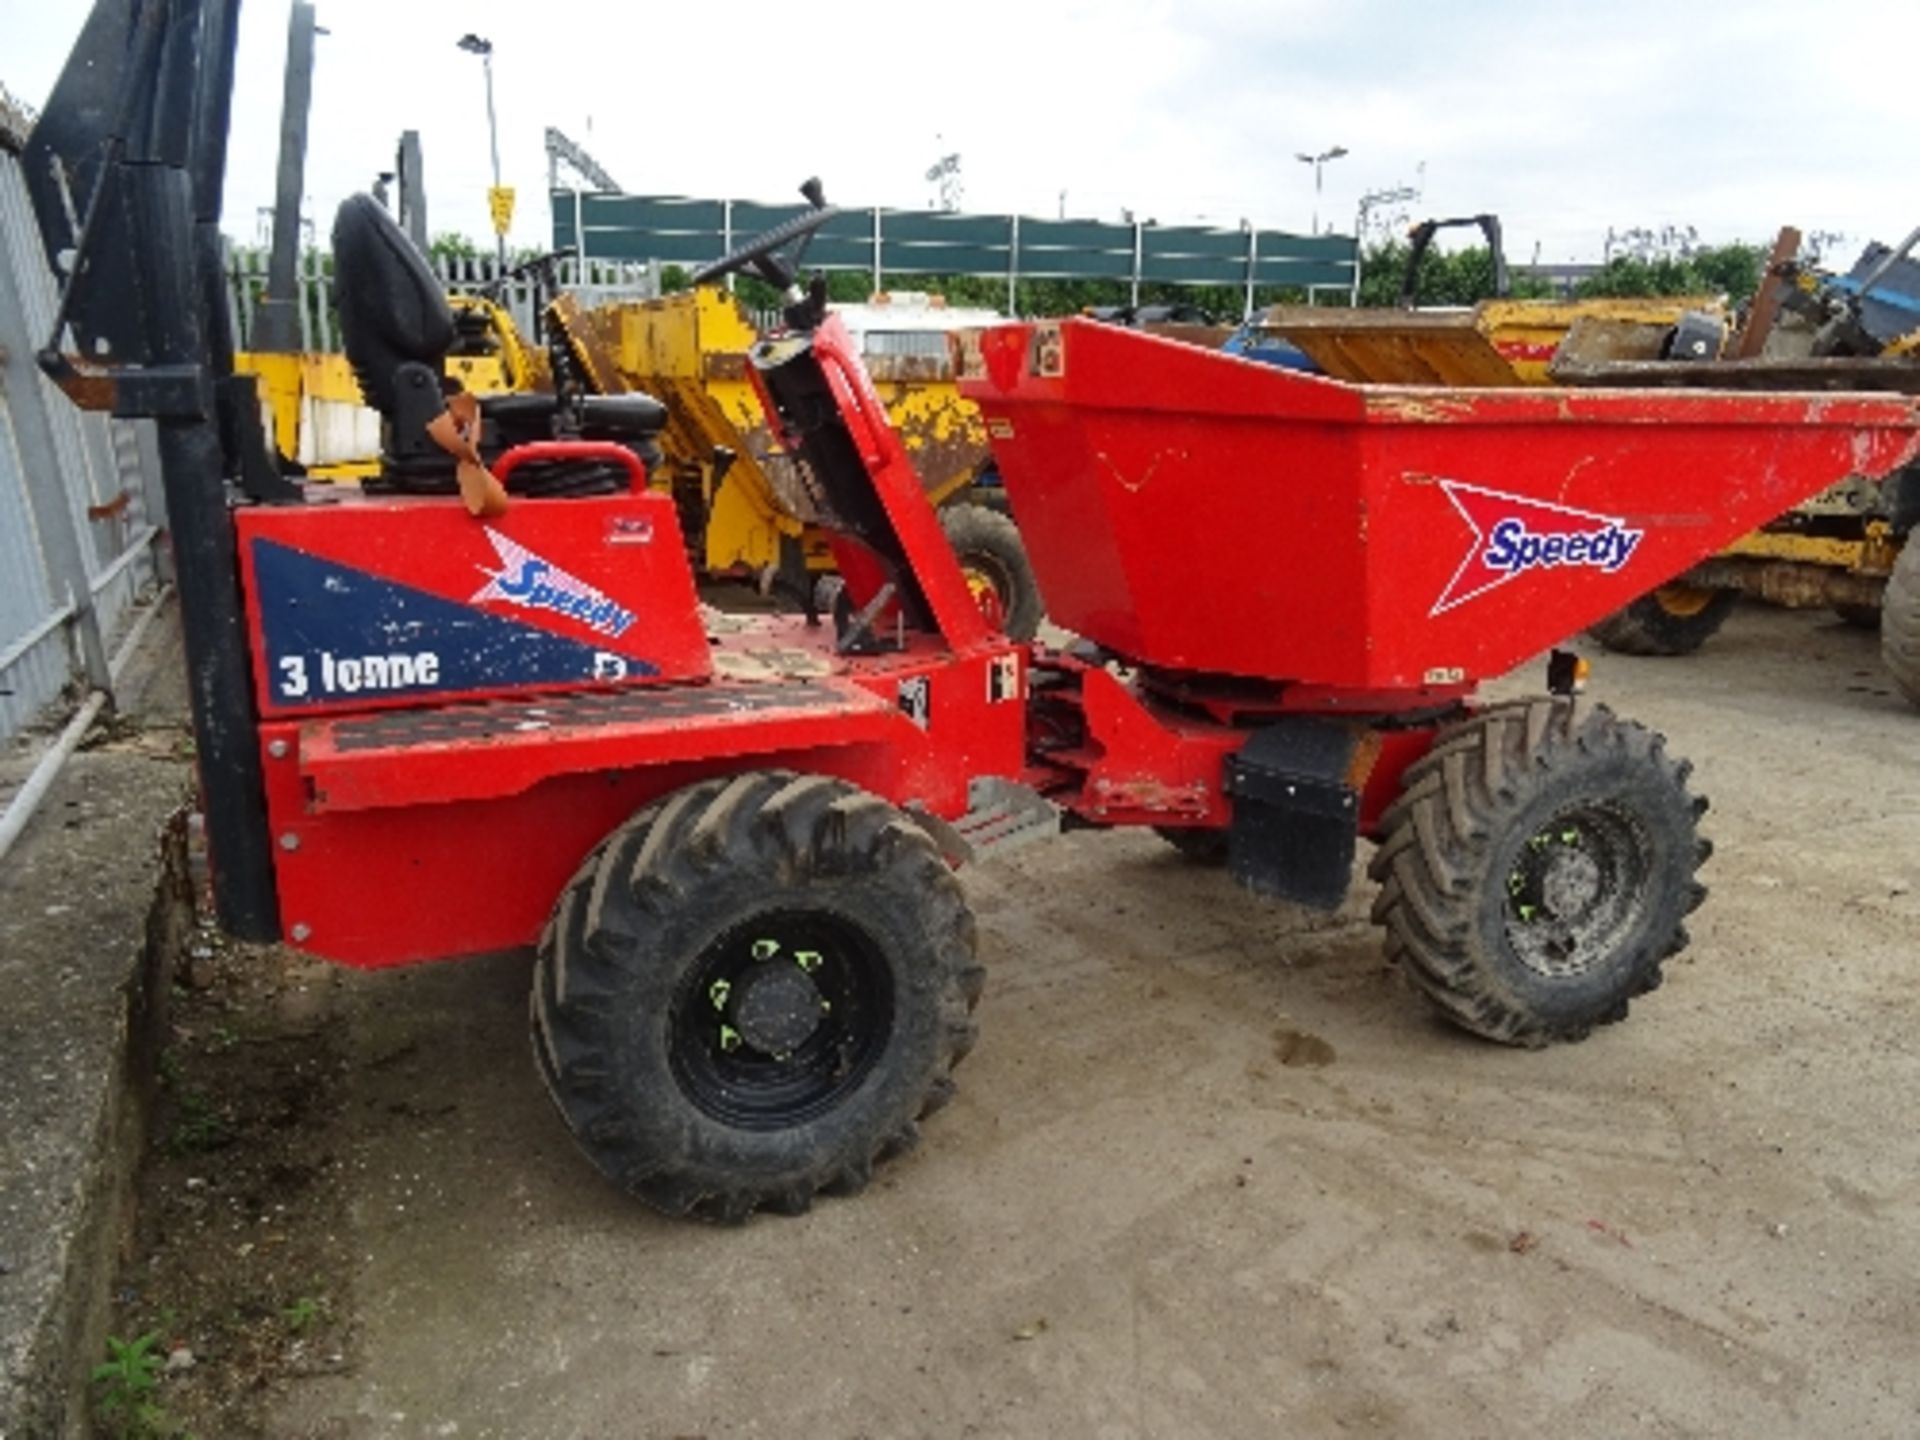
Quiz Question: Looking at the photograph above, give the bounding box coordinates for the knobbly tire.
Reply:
[1881,540,1920,706]
[1586,585,1737,656]
[530,772,983,1221]
[1367,698,1709,1047]
[940,502,1044,642]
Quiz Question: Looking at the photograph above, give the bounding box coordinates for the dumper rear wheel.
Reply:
[1367,699,1708,1047]
[531,772,982,1221]
[941,502,1043,641]
[1883,540,1920,706]
[1587,585,1736,656]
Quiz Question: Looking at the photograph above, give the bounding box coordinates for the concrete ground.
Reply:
[131,602,1920,1439]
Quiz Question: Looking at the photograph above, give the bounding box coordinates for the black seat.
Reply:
[478,391,666,437]
[481,393,558,427]
[329,194,669,500]
[333,193,454,417]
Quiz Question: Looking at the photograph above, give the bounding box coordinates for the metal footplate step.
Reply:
[292,679,897,813]
[951,777,1061,859]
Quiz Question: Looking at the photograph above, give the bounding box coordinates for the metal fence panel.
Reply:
[1,94,163,738]
[223,244,656,353]
[0,392,62,739]
[87,417,160,631]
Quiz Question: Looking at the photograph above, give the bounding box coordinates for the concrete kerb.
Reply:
[0,644,195,1437]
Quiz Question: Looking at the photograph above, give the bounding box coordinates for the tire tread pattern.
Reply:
[940,502,1045,642]
[1367,698,1709,1047]
[530,772,980,1221]
[1881,542,1920,706]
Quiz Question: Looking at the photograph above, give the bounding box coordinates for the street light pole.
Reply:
[458,33,507,270]
[1294,145,1348,235]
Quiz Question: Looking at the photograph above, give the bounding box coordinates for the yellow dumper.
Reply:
[1258,214,1715,386]
[1258,296,1712,387]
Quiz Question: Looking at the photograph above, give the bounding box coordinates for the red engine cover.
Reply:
[236,492,710,717]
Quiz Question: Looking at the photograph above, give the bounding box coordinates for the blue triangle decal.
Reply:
[251,538,657,708]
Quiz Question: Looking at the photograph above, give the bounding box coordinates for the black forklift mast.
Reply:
[25,0,281,940]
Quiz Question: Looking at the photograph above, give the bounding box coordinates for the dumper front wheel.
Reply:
[1881,540,1920,706]
[1587,585,1736,656]
[941,503,1043,641]
[531,772,982,1221]
[1367,699,1709,1047]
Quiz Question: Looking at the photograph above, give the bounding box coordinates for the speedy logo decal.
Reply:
[250,539,656,708]
[472,527,636,637]
[1431,480,1645,616]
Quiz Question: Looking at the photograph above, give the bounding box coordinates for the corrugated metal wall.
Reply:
[1,89,165,738]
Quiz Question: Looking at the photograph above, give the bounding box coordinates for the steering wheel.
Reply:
[691,178,838,289]
[480,245,577,303]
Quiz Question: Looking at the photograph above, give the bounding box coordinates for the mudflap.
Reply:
[1224,717,1362,910]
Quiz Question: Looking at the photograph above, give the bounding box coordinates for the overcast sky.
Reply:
[4,0,1915,265]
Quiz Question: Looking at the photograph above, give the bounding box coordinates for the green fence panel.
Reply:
[707,206,870,270]
[551,191,1358,289]
[1254,256,1357,290]
[1013,217,1134,279]
[1140,253,1246,285]
[1016,218,1131,253]
[880,242,1017,276]
[580,194,724,236]
[1016,250,1139,280]
[1140,226,1252,284]
[1143,225,1251,261]
[1268,231,1357,264]
[878,210,1012,248]
[581,231,713,264]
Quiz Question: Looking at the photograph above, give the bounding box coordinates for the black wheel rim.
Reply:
[1503,802,1652,979]
[669,908,894,1131]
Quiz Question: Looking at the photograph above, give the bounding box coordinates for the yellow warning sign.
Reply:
[488,186,516,236]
